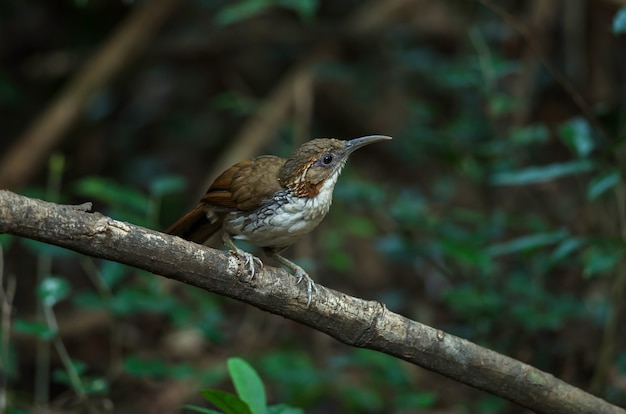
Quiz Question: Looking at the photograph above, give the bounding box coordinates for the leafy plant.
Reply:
[184,358,303,414]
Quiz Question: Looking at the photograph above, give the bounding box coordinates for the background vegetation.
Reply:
[1,0,626,412]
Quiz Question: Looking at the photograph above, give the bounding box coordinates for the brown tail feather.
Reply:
[165,205,221,244]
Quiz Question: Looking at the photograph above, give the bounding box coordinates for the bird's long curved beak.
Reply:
[344,135,392,155]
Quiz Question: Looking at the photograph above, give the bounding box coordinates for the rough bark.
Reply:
[0,190,623,414]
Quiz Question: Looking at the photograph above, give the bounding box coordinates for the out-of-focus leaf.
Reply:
[258,351,324,403]
[22,239,76,257]
[326,250,354,271]
[52,360,88,384]
[394,392,438,409]
[38,277,71,307]
[0,234,13,249]
[491,160,594,186]
[551,237,585,262]
[350,349,409,386]
[508,124,549,145]
[487,230,568,256]
[150,175,186,197]
[345,216,376,237]
[340,384,384,413]
[375,234,412,261]
[100,260,128,289]
[182,405,221,414]
[214,0,269,26]
[73,292,107,310]
[13,320,56,341]
[104,287,179,316]
[613,7,626,34]
[213,91,258,115]
[582,244,623,278]
[587,169,620,200]
[215,0,316,26]
[124,356,195,379]
[488,93,520,116]
[443,285,503,315]
[559,117,594,158]
[200,390,252,414]
[73,176,149,213]
[439,239,489,267]
[277,0,317,21]
[0,71,23,105]
[228,358,267,414]
[268,404,304,414]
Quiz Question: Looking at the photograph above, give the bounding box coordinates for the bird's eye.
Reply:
[322,154,333,165]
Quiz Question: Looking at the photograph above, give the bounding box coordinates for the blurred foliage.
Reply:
[614,7,626,34]
[1,0,626,412]
[185,357,304,414]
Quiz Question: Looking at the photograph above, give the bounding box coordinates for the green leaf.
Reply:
[613,7,626,34]
[587,169,620,200]
[487,230,568,256]
[582,244,623,278]
[38,277,71,306]
[199,390,252,414]
[491,160,594,186]
[268,404,304,414]
[214,0,317,26]
[277,0,317,21]
[559,117,594,157]
[228,358,267,414]
[439,239,488,267]
[551,237,585,262]
[182,405,222,414]
[13,319,57,341]
[214,0,272,26]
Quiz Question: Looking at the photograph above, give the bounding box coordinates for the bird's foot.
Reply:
[231,248,263,281]
[294,269,319,307]
[223,233,263,281]
[267,251,319,307]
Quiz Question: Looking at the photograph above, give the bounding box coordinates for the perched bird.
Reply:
[166,135,391,304]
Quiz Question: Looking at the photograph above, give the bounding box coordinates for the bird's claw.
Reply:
[232,249,263,281]
[295,270,318,307]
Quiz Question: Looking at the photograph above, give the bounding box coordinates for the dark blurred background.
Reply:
[1,0,626,412]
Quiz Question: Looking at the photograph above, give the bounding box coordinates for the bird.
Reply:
[166,135,391,305]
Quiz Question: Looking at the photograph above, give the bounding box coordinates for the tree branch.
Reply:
[0,190,622,414]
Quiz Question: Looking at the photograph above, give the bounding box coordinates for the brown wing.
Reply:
[202,155,285,211]
[165,155,286,243]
